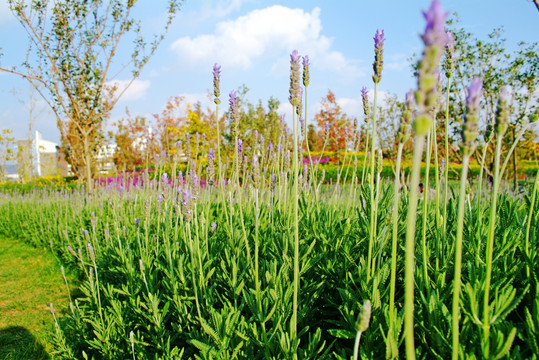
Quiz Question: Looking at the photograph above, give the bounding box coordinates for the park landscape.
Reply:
[0,0,538,359]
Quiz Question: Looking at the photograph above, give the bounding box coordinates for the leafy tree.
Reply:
[313,90,353,153]
[1,0,184,191]
[153,96,189,162]
[443,18,538,184]
[184,101,220,161]
[109,110,149,171]
[0,129,15,181]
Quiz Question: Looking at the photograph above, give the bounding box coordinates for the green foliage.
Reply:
[0,171,537,358]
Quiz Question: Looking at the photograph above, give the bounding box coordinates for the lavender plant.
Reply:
[452,77,482,360]
[404,1,447,358]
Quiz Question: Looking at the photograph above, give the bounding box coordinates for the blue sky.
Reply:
[0,0,537,143]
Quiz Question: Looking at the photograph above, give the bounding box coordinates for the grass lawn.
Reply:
[0,237,71,360]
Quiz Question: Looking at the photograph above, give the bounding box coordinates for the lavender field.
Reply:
[1,0,538,359]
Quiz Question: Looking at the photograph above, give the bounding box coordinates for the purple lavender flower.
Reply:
[372,29,385,84]
[465,77,482,111]
[229,90,239,136]
[361,86,370,118]
[237,138,243,156]
[495,86,510,136]
[302,55,310,87]
[67,245,77,257]
[157,194,164,206]
[398,89,414,143]
[324,121,330,134]
[289,50,302,108]
[414,0,449,136]
[421,0,449,47]
[88,243,95,262]
[213,63,221,104]
[211,222,217,233]
[181,188,192,222]
[135,217,139,228]
[462,77,482,154]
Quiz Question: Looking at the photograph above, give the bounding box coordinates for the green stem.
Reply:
[483,135,503,357]
[525,171,538,278]
[389,143,404,323]
[367,82,379,281]
[443,77,452,233]
[404,134,427,360]
[451,154,470,360]
[353,330,363,360]
[291,105,300,356]
[421,129,432,286]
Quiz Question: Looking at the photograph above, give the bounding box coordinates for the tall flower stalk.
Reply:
[367,29,384,281]
[442,32,454,233]
[361,86,370,184]
[404,1,447,358]
[452,77,482,360]
[213,63,223,187]
[229,90,240,187]
[389,89,413,327]
[289,49,302,356]
[483,86,509,357]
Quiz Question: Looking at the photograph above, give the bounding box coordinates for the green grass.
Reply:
[0,237,71,360]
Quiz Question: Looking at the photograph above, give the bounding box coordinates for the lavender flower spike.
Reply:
[302,55,310,87]
[181,188,192,222]
[421,0,449,47]
[229,90,239,136]
[462,77,482,154]
[213,63,221,104]
[372,29,385,84]
[414,0,448,136]
[495,86,510,136]
[444,32,455,78]
[361,86,370,118]
[398,89,414,143]
[289,50,302,108]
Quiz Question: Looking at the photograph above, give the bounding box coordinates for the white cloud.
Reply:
[170,5,362,78]
[108,79,151,101]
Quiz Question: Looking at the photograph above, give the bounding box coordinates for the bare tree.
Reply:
[0,0,184,191]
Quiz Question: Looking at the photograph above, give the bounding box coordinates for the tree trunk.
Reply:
[83,132,93,193]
